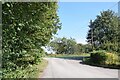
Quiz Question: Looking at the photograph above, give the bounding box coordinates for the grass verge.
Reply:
[27,59,48,78]
[47,53,90,58]
[46,53,90,60]
[2,59,48,78]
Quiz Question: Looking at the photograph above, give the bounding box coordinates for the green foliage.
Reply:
[47,37,93,55]
[86,10,120,67]
[2,2,61,78]
[105,52,119,65]
[47,53,90,58]
[2,59,48,78]
[82,44,92,53]
[90,50,107,65]
[90,50,119,65]
[48,37,77,54]
[87,10,119,52]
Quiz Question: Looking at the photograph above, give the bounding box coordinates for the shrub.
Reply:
[105,53,119,65]
[90,50,119,65]
[90,50,107,65]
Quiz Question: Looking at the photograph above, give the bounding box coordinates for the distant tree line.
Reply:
[47,37,92,54]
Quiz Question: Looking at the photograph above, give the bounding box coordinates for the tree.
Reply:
[48,37,77,54]
[2,2,61,70]
[118,17,120,54]
[87,10,119,52]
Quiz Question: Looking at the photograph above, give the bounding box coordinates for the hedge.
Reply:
[90,50,119,65]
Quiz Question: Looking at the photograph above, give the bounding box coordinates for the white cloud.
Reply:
[76,39,87,44]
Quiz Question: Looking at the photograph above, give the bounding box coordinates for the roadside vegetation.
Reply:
[47,53,90,58]
[85,10,120,68]
[46,10,120,69]
[2,59,48,78]
[83,50,120,69]
[2,1,120,78]
[47,53,90,60]
[2,2,61,78]
[47,37,92,54]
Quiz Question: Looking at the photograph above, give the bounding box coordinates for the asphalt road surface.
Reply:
[41,58,118,78]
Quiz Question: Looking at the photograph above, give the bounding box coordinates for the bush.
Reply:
[90,50,119,65]
[105,53,119,65]
[90,50,107,65]
[2,59,48,78]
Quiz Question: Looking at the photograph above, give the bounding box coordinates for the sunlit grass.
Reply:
[27,59,48,78]
[47,53,90,58]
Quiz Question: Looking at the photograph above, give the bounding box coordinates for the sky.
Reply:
[55,2,118,44]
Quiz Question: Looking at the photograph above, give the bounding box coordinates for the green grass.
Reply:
[47,53,90,58]
[26,59,48,78]
[46,53,90,60]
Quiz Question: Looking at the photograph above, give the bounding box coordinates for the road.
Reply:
[41,58,118,78]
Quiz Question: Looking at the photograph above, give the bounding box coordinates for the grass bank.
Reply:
[46,53,90,60]
[47,53,90,58]
[29,59,48,78]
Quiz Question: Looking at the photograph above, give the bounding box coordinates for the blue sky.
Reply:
[55,2,118,44]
